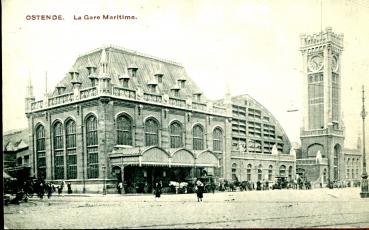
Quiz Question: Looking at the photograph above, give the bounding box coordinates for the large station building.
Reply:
[23,45,294,193]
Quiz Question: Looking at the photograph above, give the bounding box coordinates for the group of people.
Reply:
[151,179,205,202]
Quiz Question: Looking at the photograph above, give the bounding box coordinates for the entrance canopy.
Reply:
[109,146,219,168]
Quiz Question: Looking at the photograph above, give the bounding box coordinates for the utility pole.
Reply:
[360,85,369,198]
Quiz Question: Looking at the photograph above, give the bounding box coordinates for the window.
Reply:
[86,115,98,179]
[145,118,159,146]
[36,125,46,179]
[66,120,77,179]
[258,164,263,181]
[170,121,183,148]
[173,90,180,97]
[323,168,327,183]
[268,165,273,181]
[53,122,64,179]
[247,164,252,181]
[232,163,238,181]
[123,79,129,88]
[150,85,157,94]
[279,165,286,176]
[213,128,223,152]
[24,155,29,165]
[193,125,204,150]
[117,115,132,145]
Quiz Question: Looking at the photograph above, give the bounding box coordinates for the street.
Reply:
[4,187,369,229]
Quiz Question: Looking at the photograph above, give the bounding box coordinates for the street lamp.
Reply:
[102,163,107,195]
[360,85,369,198]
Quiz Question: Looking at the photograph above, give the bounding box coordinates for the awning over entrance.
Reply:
[109,146,219,168]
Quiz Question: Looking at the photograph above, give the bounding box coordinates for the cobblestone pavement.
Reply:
[4,187,369,229]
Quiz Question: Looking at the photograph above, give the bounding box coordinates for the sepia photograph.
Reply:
[2,0,369,228]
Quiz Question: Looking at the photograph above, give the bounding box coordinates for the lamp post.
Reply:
[102,163,106,195]
[360,85,369,198]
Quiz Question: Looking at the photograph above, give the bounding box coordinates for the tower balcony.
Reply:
[300,128,343,137]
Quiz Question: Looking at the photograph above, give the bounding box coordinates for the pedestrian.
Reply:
[58,181,64,195]
[47,183,53,199]
[196,180,204,202]
[154,180,162,198]
[117,182,123,194]
[67,182,72,194]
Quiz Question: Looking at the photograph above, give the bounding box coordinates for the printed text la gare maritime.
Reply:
[74,15,137,20]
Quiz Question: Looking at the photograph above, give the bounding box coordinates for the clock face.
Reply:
[308,55,323,72]
[331,56,338,72]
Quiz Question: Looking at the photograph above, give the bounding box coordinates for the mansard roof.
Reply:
[52,45,205,101]
[3,128,29,152]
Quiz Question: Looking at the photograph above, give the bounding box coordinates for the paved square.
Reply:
[4,188,369,229]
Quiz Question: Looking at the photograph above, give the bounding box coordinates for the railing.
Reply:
[48,93,74,106]
[169,97,186,107]
[296,158,328,165]
[192,102,207,111]
[31,86,231,117]
[31,100,43,110]
[143,93,162,103]
[301,128,343,137]
[80,87,97,99]
[113,87,136,99]
[231,151,295,161]
[213,105,226,114]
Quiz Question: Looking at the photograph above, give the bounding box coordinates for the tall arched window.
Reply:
[86,115,99,178]
[213,128,223,152]
[268,165,273,181]
[116,114,132,145]
[170,121,183,148]
[279,165,286,176]
[232,163,238,181]
[36,125,46,179]
[53,122,64,179]
[66,120,77,179]
[193,125,204,150]
[258,164,263,181]
[247,164,252,181]
[145,118,159,146]
[288,166,293,181]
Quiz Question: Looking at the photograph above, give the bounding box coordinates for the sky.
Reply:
[3,0,369,150]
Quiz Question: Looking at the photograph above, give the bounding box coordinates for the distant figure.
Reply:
[196,180,204,202]
[210,180,216,194]
[67,183,72,194]
[154,181,162,198]
[58,181,65,195]
[47,183,53,199]
[117,182,123,194]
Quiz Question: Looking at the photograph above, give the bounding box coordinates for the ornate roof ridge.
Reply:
[78,44,183,67]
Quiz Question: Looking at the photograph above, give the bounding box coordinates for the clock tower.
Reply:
[299,27,345,185]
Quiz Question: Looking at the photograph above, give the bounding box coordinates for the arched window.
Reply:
[288,166,293,181]
[170,121,183,148]
[36,125,46,179]
[232,163,238,181]
[145,118,159,146]
[66,120,77,179]
[213,128,223,152]
[193,125,204,150]
[333,144,340,180]
[116,115,132,145]
[268,165,273,181]
[279,165,286,176]
[86,115,98,178]
[258,164,263,181]
[247,164,252,181]
[53,122,64,179]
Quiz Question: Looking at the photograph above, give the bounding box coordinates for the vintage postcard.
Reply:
[3,0,369,228]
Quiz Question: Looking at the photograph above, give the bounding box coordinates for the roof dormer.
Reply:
[171,84,180,97]
[154,73,164,83]
[69,68,81,86]
[178,77,186,88]
[56,83,66,95]
[193,91,202,102]
[119,73,130,88]
[127,63,138,77]
[147,80,158,93]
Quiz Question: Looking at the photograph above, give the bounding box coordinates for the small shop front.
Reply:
[109,146,220,193]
